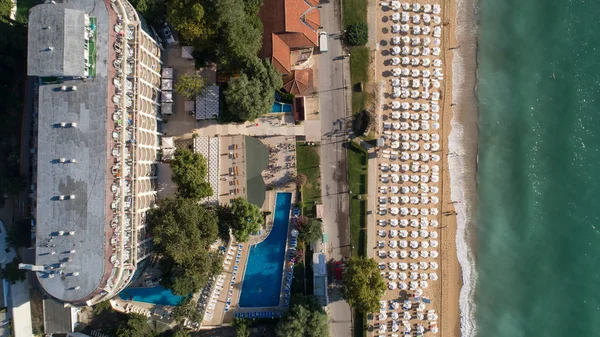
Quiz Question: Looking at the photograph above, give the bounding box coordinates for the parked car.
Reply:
[163,26,175,45]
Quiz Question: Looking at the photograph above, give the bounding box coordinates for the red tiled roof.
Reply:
[271,34,292,74]
[283,69,312,95]
[258,0,286,59]
[278,32,314,49]
[284,0,319,46]
[304,7,321,31]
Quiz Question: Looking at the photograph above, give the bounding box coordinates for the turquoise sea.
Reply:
[475,0,600,335]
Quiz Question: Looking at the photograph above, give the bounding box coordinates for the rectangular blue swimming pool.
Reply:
[271,102,293,113]
[238,192,292,307]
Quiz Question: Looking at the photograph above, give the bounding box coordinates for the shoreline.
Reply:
[447,0,480,334]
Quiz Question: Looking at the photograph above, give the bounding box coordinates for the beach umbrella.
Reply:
[411,207,420,216]
[410,241,419,249]
[431,154,440,162]
[392,87,401,97]
[399,250,408,259]
[430,240,439,248]
[389,282,397,290]
[390,207,399,215]
[431,196,439,204]
[422,13,431,23]
[422,91,430,99]
[392,321,399,332]
[379,262,386,270]
[400,196,409,204]
[392,46,401,55]
[433,122,440,130]
[431,220,439,227]
[389,240,398,248]
[422,47,431,56]
[411,196,420,204]
[391,164,400,172]
[434,16,442,25]
[429,273,438,280]
[410,271,419,280]
[392,122,401,130]
[401,112,410,120]
[378,230,386,237]
[421,153,430,161]
[431,133,440,142]
[378,250,387,258]
[433,59,442,67]
[392,24,401,33]
[411,37,421,46]
[391,312,399,320]
[408,186,418,194]
[390,230,398,237]
[379,324,387,333]
[420,230,429,238]
[389,251,398,259]
[421,251,429,258]
[378,241,385,248]
[399,262,408,270]
[391,174,400,182]
[391,36,401,45]
[413,3,421,11]
[420,208,430,216]
[401,12,410,22]
[402,57,410,65]
[389,262,398,270]
[411,230,419,238]
[390,141,400,149]
[411,163,419,172]
[391,78,401,87]
[430,262,439,270]
[400,219,409,227]
[392,12,400,21]
[423,143,431,151]
[411,47,421,56]
[433,46,441,55]
[409,281,418,290]
[378,311,386,320]
[420,281,429,289]
[392,68,402,77]
[389,0,400,9]
[409,219,418,228]
[410,251,419,259]
[421,165,430,173]
[399,230,407,239]
[419,262,429,270]
[412,14,421,24]
[402,24,410,33]
[399,282,408,290]
[391,57,401,66]
[430,208,439,215]
[409,133,418,141]
[399,240,408,248]
[420,183,430,193]
[421,241,430,249]
[403,300,412,310]
[390,218,399,227]
[400,122,410,130]
[401,163,410,171]
[400,207,409,216]
[398,272,408,280]
[433,38,441,46]
[401,152,410,161]
[402,46,410,55]
[431,175,440,182]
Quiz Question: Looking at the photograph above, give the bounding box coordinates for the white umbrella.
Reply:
[415,288,423,296]
[391,174,400,183]
[391,300,399,309]
[409,251,419,259]
[400,219,409,227]
[390,207,399,215]
[378,230,386,237]
[391,164,400,172]
[412,14,421,24]
[431,196,439,204]
[389,262,398,270]
[401,152,410,160]
[400,207,409,216]
[399,262,408,270]
[391,57,401,66]
[430,208,439,215]
[410,231,419,238]
[423,26,431,35]
[409,281,418,290]
[410,272,419,280]
[421,241,430,248]
[430,251,439,258]
[389,230,398,237]
[390,196,400,204]
[378,312,386,320]
[379,323,387,333]
[391,141,400,149]
[401,24,410,33]
[378,250,387,258]
[401,46,410,55]
[390,218,399,227]
[401,56,410,65]
[389,251,398,259]
[431,220,439,227]
[399,282,408,290]
[419,262,429,270]
[413,25,421,34]
[391,78,401,87]
[420,281,429,289]
[389,240,398,248]
[391,36,401,45]
[399,240,408,248]
[429,273,439,281]
[392,24,401,33]
[432,154,440,162]
[399,250,408,259]
[391,312,399,320]
[413,3,421,11]
[420,208,430,216]
[430,262,439,270]
[398,272,407,280]
[420,230,429,238]
[391,46,401,55]
[430,240,439,248]
[389,282,397,290]
[391,12,400,21]
[392,122,401,130]
[430,231,438,239]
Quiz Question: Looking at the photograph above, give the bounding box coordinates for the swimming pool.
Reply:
[238,192,292,307]
[119,285,184,306]
[271,101,293,113]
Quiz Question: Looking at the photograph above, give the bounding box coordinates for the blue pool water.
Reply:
[271,102,293,113]
[239,192,292,308]
[119,285,184,306]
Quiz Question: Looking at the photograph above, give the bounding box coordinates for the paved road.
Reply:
[317,1,353,336]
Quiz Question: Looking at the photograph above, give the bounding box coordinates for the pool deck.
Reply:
[201,192,297,327]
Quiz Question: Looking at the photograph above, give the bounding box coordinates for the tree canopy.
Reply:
[341,257,386,313]
[232,318,251,337]
[129,0,164,26]
[223,57,282,121]
[172,298,201,325]
[346,23,369,46]
[167,0,212,43]
[275,296,329,337]
[175,73,207,100]
[1,257,26,284]
[170,148,213,200]
[148,197,220,295]
[6,218,30,248]
[219,198,264,242]
[297,217,323,244]
[116,313,152,337]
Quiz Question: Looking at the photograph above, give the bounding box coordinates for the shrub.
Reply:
[346,23,369,46]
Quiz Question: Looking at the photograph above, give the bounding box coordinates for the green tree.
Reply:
[346,23,369,46]
[221,198,264,242]
[170,148,213,200]
[175,73,207,99]
[116,313,149,337]
[275,296,329,337]
[297,218,322,244]
[167,0,213,43]
[223,58,282,121]
[232,318,250,337]
[148,197,219,295]
[171,330,190,337]
[1,257,26,284]
[6,218,30,248]
[172,298,201,325]
[341,257,386,313]
[129,0,164,26]
[93,300,112,315]
[0,0,13,24]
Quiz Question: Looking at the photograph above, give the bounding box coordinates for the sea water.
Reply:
[474,0,600,335]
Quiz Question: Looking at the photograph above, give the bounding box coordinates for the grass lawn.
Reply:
[350,46,371,114]
[342,0,368,27]
[347,141,368,258]
[16,0,37,19]
[296,143,321,218]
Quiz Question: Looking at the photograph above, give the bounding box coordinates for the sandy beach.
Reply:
[368,0,478,336]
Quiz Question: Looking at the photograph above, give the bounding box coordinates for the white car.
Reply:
[163,26,175,45]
